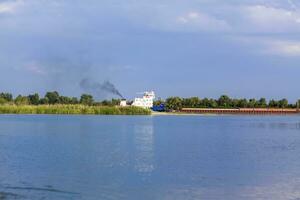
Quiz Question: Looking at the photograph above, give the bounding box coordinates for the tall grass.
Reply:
[0,105,151,115]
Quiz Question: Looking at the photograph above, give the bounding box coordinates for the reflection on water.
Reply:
[243,121,300,130]
[133,120,155,173]
[163,178,300,200]
[1,115,300,199]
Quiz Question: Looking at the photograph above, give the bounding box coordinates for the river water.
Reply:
[1,115,300,200]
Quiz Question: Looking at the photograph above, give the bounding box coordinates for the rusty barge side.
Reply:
[181,108,300,115]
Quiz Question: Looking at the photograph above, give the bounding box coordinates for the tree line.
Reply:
[155,95,300,111]
[0,92,121,106]
[1,92,299,111]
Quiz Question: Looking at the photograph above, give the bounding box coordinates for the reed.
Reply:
[0,105,151,115]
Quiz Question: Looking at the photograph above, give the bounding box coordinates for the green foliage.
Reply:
[237,99,248,108]
[0,93,13,102]
[164,95,297,110]
[0,91,297,114]
[0,98,7,105]
[80,94,94,105]
[182,97,200,108]
[0,105,151,115]
[71,97,79,104]
[39,97,49,105]
[248,98,257,108]
[269,99,278,108]
[278,98,288,108]
[153,99,165,106]
[45,91,60,104]
[165,97,182,111]
[99,99,120,106]
[58,96,74,104]
[218,95,231,108]
[28,93,40,105]
[258,98,267,108]
[14,95,29,105]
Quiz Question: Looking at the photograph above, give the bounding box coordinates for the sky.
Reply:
[0,0,300,101]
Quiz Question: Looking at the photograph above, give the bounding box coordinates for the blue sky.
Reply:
[0,0,300,101]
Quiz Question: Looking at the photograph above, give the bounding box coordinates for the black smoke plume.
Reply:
[80,78,124,98]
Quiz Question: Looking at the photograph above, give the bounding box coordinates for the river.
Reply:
[1,115,300,199]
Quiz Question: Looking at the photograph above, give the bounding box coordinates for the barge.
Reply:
[181,108,300,115]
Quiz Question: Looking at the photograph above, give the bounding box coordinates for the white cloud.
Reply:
[265,40,300,56]
[176,11,230,31]
[0,0,23,14]
[232,36,300,57]
[241,5,300,32]
[24,61,47,75]
[123,2,232,33]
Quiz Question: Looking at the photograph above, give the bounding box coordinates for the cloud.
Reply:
[265,40,300,56]
[124,2,300,34]
[24,61,47,75]
[240,5,300,33]
[0,0,23,14]
[231,36,300,57]
[176,11,230,32]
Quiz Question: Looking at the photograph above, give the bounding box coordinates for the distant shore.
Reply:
[0,105,299,116]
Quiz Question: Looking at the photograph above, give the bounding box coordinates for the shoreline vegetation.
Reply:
[0,91,151,115]
[0,105,151,115]
[0,91,299,115]
[161,96,300,110]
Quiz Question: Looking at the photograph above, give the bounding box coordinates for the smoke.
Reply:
[80,78,124,98]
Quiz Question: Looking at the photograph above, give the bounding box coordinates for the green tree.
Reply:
[278,98,288,108]
[248,98,257,108]
[201,98,210,108]
[218,95,231,108]
[0,98,7,105]
[0,93,13,102]
[189,97,201,108]
[28,93,40,105]
[111,99,121,106]
[101,100,110,106]
[59,96,73,104]
[258,98,267,108]
[208,99,218,108]
[39,97,49,105]
[45,91,60,104]
[99,99,121,106]
[165,97,182,111]
[153,99,164,106]
[71,97,79,104]
[14,95,29,105]
[238,99,248,108]
[269,99,279,108]
[80,94,94,105]
[181,98,190,108]
[231,99,240,108]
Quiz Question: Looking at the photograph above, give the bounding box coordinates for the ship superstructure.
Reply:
[132,91,155,108]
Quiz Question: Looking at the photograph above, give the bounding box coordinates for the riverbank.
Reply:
[0,105,298,116]
[0,105,151,115]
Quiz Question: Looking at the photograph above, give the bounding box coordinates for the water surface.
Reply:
[1,115,300,199]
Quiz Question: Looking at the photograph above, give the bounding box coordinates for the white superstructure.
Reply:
[132,91,155,108]
[120,99,127,107]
